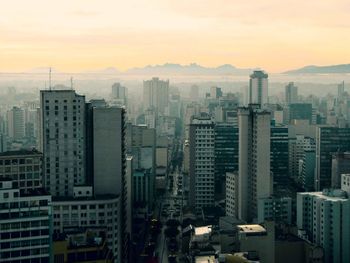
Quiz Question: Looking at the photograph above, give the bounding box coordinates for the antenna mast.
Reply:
[49,67,52,90]
[70,77,73,90]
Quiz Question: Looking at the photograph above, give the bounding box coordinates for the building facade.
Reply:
[238,106,272,222]
[40,90,86,197]
[189,113,215,213]
[0,179,52,263]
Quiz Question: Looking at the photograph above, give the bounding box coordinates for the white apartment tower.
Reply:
[248,71,268,106]
[7,106,25,140]
[189,113,215,213]
[40,89,86,197]
[297,175,350,263]
[238,105,272,222]
[143,77,169,114]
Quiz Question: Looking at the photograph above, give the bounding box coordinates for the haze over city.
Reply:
[2,1,350,263]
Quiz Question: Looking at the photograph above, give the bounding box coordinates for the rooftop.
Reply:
[0,149,42,157]
[194,225,212,236]
[237,224,266,234]
[195,255,216,263]
[298,189,348,201]
[52,194,119,202]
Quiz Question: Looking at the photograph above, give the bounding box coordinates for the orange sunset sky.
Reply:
[1,0,350,73]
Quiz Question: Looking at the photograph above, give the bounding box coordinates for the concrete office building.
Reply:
[315,126,350,190]
[331,152,350,188]
[236,223,275,263]
[214,123,239,200]
[0,149,43,194]
[271,125,289,188]
[0,179,52,263]
[300,149,316,191]
[7,106,25,140]
[111,83,127,105]
[189,113,215,213]
[52,191,122,263]
[285,82,298,104]
[297,178,350,263]
[91,107,126,196]
[226,172,238,217]
[143,77,169,115]
[238,105,272,222]
[40,89,86,197]
[289,135,315,184]
[257,197,292,224]
[248,70,268,106]
[286,103,313,124]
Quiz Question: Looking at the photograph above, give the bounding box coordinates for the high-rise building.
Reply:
[111,83,127,105]
[214,122,239,200]
[7,106,25,140]
[0,179,52,263]
[289,135,315,184]
[286,103,313,124]
[90,107,126,196]
[270,125,289,188]
[297,175,350,263]
[0,149,43,194]
[331,152,350,188]
[248,71,268,106]
[300,149,316,191]
[337,81,345,102]
[210,86,223,99]
[225,172,238,217]
[189,113,215,213]
[143,77,169,114]
[237,105,272,222]
[285,82,298,104]
[257,196,292,224]
[40,90,86,197]
[315,126,350,190]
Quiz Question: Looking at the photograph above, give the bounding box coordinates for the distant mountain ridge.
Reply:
[125,63,257,75]
[284,64,350,74]
[21,63,258,75]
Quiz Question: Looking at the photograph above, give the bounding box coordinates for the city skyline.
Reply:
[1,0,350,72]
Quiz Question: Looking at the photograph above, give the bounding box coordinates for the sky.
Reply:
[1,0,350,73]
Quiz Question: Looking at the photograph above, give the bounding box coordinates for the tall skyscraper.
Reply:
[270,125,289,188]
[40,90,86,197]
[143,77,169,115]
[337,81,345,102]
[7,106,25,140]
[90,107,126,196]
[315,126,350,191]
[238,105,272,222]
[248,70,268,106]
[285,82,298,104]
[111,82,127,105]
[189,113,215,213]
[214,122,239,200]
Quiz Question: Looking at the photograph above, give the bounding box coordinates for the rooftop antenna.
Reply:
[49,67,52,90]
[70,77,73,90]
